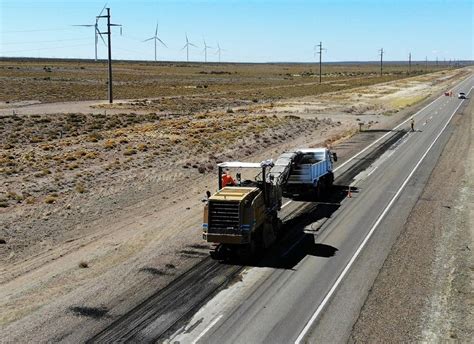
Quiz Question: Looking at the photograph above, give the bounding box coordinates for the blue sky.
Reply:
[1,0,472,62]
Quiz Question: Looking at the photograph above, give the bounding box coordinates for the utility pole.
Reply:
[97,8,122,104]
[408,52,411,74]
[379,48,384,76]
[316,41,325,84]
[106,9,112,103]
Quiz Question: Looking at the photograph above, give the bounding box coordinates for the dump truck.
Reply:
[202,147,336,261]
[278,148,337,199]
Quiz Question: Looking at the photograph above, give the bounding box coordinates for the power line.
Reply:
[1,43,92,54]
[1,37,90,45]
[2,27,77,34]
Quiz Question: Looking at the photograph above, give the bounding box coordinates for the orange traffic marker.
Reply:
[347,186,352,198]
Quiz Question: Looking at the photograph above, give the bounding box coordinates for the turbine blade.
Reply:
[143,37,155,42]
[155,22,158,36]
[98,31,107,46]
[73,24,95,27]
[157,37,167,47]
[98,3,107,16]
[189,43,198,48]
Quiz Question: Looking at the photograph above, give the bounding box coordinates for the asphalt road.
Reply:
[166,72,474,344]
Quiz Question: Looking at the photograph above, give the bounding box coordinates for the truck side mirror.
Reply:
[202,190,211,202]
[332,153,338,162]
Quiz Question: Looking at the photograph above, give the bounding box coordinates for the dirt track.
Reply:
[350,87,473,342]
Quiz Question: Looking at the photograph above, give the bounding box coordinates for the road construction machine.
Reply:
[202,148,336,261]
[203,160,282,261]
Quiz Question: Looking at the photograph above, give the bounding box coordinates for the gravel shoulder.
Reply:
[350,89,473,342]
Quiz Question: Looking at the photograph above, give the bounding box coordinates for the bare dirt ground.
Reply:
[0,63,468,342]
[350,87,473,342]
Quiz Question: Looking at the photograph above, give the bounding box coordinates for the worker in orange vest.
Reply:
[222,169,236,187]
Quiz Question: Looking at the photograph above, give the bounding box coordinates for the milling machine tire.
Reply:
[236,240,258,264]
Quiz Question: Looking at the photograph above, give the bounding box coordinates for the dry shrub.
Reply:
[78,261,89,268]
[44,195,57,204]
[25,196,36,204]
[86,132,103,142]
[137,143,148,152]
[65,154,77,161]
[103,139,117,149]
[75,183,86,193]
[85,152,98,159]
[123,147,137,156]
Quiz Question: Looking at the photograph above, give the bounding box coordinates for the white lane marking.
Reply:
[294,96,467,344]
[191,314,223,344]
[366,165,378,177]
[281,201,292,209]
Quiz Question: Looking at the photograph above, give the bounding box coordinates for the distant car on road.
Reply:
[458,92,466,99]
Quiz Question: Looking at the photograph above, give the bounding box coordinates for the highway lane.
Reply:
[167,72,473,344]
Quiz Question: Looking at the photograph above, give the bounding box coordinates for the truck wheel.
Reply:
[314,181,322,201]
[327,172,334,188]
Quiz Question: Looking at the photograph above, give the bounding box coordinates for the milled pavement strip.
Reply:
[293,85,471,344]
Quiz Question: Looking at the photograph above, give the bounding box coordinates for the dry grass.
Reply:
[1,107,322,207]
[0,59,451,104]
[390,95,428,109]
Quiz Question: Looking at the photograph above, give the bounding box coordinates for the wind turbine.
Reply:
[216,42,225,63]
[143,22,167,61]
[182,33,197,62]
[202,38,212,62]
[73,3,107,61]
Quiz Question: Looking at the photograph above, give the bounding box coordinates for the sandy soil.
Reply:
[350,85,473,342]
[0,68,468,342]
